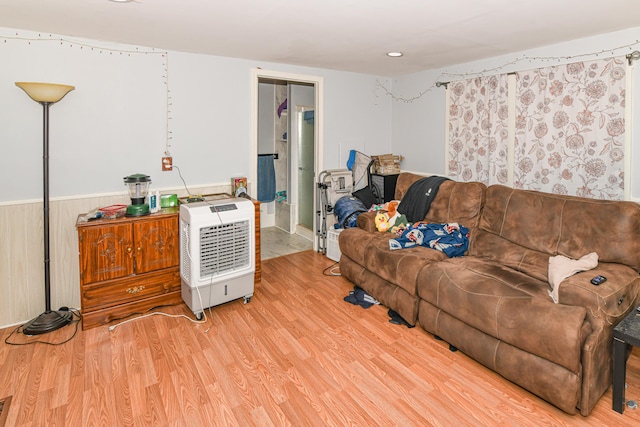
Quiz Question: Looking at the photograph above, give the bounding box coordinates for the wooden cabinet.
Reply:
[251,197,261,284]
[76,210,182,330]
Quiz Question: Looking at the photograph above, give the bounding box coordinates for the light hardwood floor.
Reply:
[1,250,639,426]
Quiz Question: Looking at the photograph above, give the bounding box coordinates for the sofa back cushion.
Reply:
[471,185,640,279]
[394,172,426,200]
[394,173,486,229]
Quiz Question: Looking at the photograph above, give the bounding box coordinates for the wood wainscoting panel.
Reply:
[0,183,230,329]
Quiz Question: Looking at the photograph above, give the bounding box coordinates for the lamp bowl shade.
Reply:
[15,82,75,103]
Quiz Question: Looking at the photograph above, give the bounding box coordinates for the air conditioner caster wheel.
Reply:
[195,312,204,321]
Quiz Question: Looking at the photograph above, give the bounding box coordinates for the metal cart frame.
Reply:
[315,160,381,255]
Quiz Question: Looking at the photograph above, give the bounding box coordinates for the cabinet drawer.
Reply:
[81,267,180,311]
[81,291,183,329]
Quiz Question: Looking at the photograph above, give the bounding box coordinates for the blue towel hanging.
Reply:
[258,155,276,202]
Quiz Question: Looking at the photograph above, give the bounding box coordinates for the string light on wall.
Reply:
[376,39,640,103]
[163,53,173,160]
[1,32,165,56]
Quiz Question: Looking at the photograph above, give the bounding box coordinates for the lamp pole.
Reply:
[42,101,52,313]
[16,82,75,335]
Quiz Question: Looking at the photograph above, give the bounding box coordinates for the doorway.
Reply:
[250,69,324,253]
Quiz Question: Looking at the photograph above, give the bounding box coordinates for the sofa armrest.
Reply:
[556,264,640,325]
[356,211,378,232]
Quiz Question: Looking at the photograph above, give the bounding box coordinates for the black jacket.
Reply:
[397,176,449,222]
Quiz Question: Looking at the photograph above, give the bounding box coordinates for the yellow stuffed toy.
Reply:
[375,212,391,232]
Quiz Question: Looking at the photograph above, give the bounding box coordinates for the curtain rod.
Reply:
[438,71,516,88]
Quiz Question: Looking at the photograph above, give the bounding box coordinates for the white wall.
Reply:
[391,27,640,199]
[0,27,393,204]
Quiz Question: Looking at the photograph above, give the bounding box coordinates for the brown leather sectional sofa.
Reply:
[338,172,640,415]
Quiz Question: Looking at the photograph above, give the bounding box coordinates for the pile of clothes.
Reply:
[370,199,469,258]
[389,222,469,257]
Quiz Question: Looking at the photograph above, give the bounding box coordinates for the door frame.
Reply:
[249,68,324,251]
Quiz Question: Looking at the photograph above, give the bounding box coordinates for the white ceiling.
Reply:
[1,0,639,76]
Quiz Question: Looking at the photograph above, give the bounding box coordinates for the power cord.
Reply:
[108,306,207,332]
[195,281,215,333]
[172,164,200,200]
[323,261,341,276]
[182,218,217,332]
[106,285,217,332]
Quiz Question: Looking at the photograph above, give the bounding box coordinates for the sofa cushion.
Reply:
[338,227,381,266]
[423,180,486,229]
[470,230,551,282]
[417,256,589,373]
[340,255,421,325]
[394,172,426,200]
[356,211,378,233]
[393,174,486,227]
[364,237,447,296]
[340,227,447,297]
[474,185,640,277]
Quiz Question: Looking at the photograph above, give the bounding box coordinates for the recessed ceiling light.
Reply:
[387,52,403,58]
[108,0,134,3]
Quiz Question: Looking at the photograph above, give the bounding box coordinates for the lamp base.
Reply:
[22,310,73,335]
[126,203,150,217]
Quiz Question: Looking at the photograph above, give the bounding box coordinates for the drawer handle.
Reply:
[126,286,145,294]
[127,247,132,253]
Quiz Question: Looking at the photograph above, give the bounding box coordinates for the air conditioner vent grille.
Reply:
[200,220,251,278]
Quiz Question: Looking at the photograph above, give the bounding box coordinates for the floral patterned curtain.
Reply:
[514,58,626,199]
[447,75,510,185]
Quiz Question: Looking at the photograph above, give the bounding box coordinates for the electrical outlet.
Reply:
[162,156,173,171]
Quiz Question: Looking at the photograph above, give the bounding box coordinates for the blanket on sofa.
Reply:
[389,222,469,257]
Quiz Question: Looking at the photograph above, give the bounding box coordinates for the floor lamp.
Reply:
[15,82,75,335]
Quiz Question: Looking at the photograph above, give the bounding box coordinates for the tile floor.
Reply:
[260,226,314,260]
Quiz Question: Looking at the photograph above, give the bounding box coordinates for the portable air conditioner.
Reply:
[179,198,255,319]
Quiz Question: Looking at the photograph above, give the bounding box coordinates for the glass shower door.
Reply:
[298,109,315,230]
